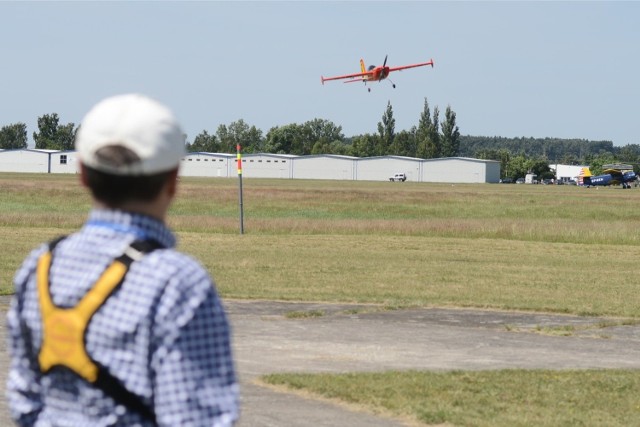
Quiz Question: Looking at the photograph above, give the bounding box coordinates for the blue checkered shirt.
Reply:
[7,209,239,427]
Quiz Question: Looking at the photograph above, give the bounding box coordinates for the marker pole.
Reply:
[236,144,244,234]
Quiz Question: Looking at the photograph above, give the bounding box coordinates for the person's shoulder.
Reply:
[147,249,221,326]
[145,247,211,283]
[13,238,59,292]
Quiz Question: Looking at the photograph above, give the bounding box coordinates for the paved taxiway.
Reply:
[1,298,639,426]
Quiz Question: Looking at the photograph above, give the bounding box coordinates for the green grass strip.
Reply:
[263,369,640,427]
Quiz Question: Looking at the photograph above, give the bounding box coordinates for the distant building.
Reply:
[0,149,501,184]
[0,149,78,174]
[180,152,234,177]
[423,157,500,184]
[550,164,589,183]
[292,154,357,181]
[355,156,423,182]
[239,153,296,179]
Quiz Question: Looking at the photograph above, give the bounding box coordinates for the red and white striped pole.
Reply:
[237,144,244,234]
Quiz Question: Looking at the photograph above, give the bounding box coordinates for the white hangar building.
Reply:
[423,157,500,184]
[0,150,500,184]
[180,153,498,183]
[0,149,50,173]
[179,153,297,179]
[0,149,79,174]
[180,152,234,177]
[50,151,80,173]
[239,153,295,179]
[356,156,422,182]
[292,154,357,181]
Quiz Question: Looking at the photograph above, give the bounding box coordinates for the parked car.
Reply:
[500,178,514,184]
[389,173,407,182]
[516,178,525,184]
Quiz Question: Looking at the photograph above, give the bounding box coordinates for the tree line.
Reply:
[0,99,460,159]
[186,99,461,159]
[2,99,638,179]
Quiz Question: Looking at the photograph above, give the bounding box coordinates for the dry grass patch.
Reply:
[178,233,640,317]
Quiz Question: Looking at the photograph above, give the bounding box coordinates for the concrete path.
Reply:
[229,300,640,426]
[1,298,640,426]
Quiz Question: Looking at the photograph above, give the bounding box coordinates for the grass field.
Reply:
[2,172,640,425]
[4,173,640,316]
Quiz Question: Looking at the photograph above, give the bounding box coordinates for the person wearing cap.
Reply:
[7,94,240,426]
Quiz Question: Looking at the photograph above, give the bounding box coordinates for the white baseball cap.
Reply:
[76,94,185,176]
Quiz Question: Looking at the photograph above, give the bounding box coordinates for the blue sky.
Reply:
[1,1,638,146]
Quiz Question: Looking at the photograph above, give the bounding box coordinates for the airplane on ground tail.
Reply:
[579,164,637,189]
[321,55,434,92]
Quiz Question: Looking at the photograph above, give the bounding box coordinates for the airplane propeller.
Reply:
[382,55,394,87]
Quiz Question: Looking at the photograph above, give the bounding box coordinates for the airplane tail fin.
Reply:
[579,167,592,186]
[359,59,369,83]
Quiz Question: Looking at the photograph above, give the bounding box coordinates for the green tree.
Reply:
[264,124,306,154]
[351,133,378,157]
[475,148,511,179]
[389,129,416,157]
[430,106,441,157]
[376,101,395,155]
[311,140,328,155]
[415,98,438,159]
[302,119,344,155]
[440,105,460,157]
[504,154,529,181]
[216,119,264,153]
[617,144,640,166]
[458,135,615,164]
[327,140,353,156]
[527,158,551,178]
[587,152,617,176]
[0,123,28,149]
[187,130,219,152]
[33,114,76,150]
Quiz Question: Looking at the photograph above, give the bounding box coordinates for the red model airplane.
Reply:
[321,55,434,92]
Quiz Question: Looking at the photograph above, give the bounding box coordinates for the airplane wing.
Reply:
[344,78,367,84]
[603,169,624,176]
[321,71,372,85]
[388,59,434,73]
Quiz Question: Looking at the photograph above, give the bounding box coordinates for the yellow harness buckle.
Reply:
[37,251,128,382]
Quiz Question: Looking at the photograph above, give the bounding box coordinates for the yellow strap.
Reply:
[76,261,127,315]
[37,253,128,383]
[36,252,54,317]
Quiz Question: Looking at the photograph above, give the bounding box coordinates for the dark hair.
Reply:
[83,145,175,206]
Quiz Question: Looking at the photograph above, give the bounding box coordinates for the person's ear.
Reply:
[166,168,180,198]
[79,163,90,188]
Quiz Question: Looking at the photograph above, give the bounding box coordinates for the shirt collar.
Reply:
[84,209,176,248]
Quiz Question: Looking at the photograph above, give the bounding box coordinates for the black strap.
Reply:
[93,239,162,423]
[47,235,67,252]
[45,236,163,423]
[95,368,156,423]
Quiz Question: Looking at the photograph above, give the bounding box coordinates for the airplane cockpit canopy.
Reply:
[368,65,376,71]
